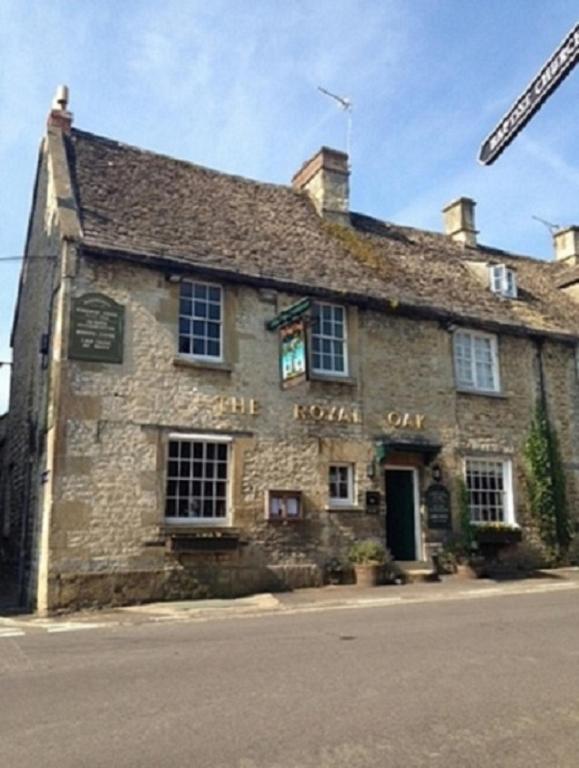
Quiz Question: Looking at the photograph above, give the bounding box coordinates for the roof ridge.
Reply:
[351,210,552,266]
[70,127,298,195]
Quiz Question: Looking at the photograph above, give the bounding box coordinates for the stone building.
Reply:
[3,90,579,613]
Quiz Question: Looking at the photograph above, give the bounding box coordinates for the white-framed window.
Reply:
[165,434,231,524]
[489,264,517,299]
[329,463,355,507]
[454,329,500,393]
[465,457,515,524]
[311,302,348,376]
[178,281,223,360]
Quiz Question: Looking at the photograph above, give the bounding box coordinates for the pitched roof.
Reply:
[65,128,579,341]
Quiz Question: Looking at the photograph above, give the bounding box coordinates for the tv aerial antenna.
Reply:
[531,214,560,235]
[317,86,353,165]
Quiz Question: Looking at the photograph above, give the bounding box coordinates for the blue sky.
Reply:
[1,0,579,411]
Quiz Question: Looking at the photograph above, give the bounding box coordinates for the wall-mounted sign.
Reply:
[68,293,124,363]
[294,403,362,424]
[280,320,308,389]
[267,297,311,331]
[479,23,579,165]
[386,411,425,430]
[365,491,381,514]
[425,483,452,530]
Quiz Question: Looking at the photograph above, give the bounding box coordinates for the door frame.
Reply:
[384,465,422,561]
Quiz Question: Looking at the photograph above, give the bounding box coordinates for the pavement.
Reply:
[1,567,579,638]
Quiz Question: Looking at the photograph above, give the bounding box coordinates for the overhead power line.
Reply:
[0,255,58,262]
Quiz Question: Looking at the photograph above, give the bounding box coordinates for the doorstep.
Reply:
[395,561,439,583]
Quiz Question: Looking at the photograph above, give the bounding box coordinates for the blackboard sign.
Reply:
[69,293,124,363]
[425,483,451,530]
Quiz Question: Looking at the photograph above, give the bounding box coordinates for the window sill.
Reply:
[266,517,304,524]
[173,355,232,373]
[164,527,242,552]
[162,523,234,532]
[309,373,357,387]
[325,505,363,512]
[456,388,507,400]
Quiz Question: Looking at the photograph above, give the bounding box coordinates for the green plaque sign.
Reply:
[69,293,124,363]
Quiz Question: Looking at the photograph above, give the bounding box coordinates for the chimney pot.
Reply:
[292,147,350,226]
[442,197,477,247]
[47,85,73,134]
[553,226,579,265]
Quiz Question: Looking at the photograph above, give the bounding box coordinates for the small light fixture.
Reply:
[366,461,376,479]
[166,274,182,283]
[431,464,442,483]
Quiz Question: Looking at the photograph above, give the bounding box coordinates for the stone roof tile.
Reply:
[66,128,579,340]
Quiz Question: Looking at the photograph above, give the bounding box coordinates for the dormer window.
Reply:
[489,264,517,299]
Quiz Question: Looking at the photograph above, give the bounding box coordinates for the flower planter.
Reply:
[473,527,522,545]
[353,564,381,587]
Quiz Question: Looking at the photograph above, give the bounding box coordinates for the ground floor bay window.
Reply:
[165,434,231,524]
[464,457,515,525]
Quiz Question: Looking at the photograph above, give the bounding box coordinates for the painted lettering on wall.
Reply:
[386,411,425,430]
[294,404,362,424]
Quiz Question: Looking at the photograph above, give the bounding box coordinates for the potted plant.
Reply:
[348,539,387,587]
[324,556,345,585]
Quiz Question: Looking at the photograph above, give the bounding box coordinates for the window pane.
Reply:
[180,298,192,316]
[194,301,207,319]
[208,286,221,302]
[208,303,221,320]
[194,283,207,300]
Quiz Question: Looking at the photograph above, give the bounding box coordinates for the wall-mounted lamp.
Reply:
[166,274,182,283]
[366,461,376,480]
[431,464,442,483]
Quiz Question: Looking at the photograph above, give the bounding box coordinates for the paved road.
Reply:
[1,587,579,768]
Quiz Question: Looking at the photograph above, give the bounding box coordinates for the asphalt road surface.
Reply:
[1,588,579,768]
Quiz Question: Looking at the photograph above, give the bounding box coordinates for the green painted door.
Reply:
[385,470,416,560]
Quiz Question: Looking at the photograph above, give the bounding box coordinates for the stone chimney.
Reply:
[442,197,477,247]
[553,227,579,265]
[292,147,350,226]
[47,85,73,134]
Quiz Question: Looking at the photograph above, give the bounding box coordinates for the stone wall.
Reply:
[36,253,579,611]
[3,138,64,603]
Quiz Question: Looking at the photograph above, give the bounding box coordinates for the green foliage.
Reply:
[348,539,388,565]
[567,536,579,566]
[524,402,571,559]
[457,477,475,553]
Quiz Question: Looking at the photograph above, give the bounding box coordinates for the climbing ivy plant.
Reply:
[457,477,474,554]
[524,402,571,559]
